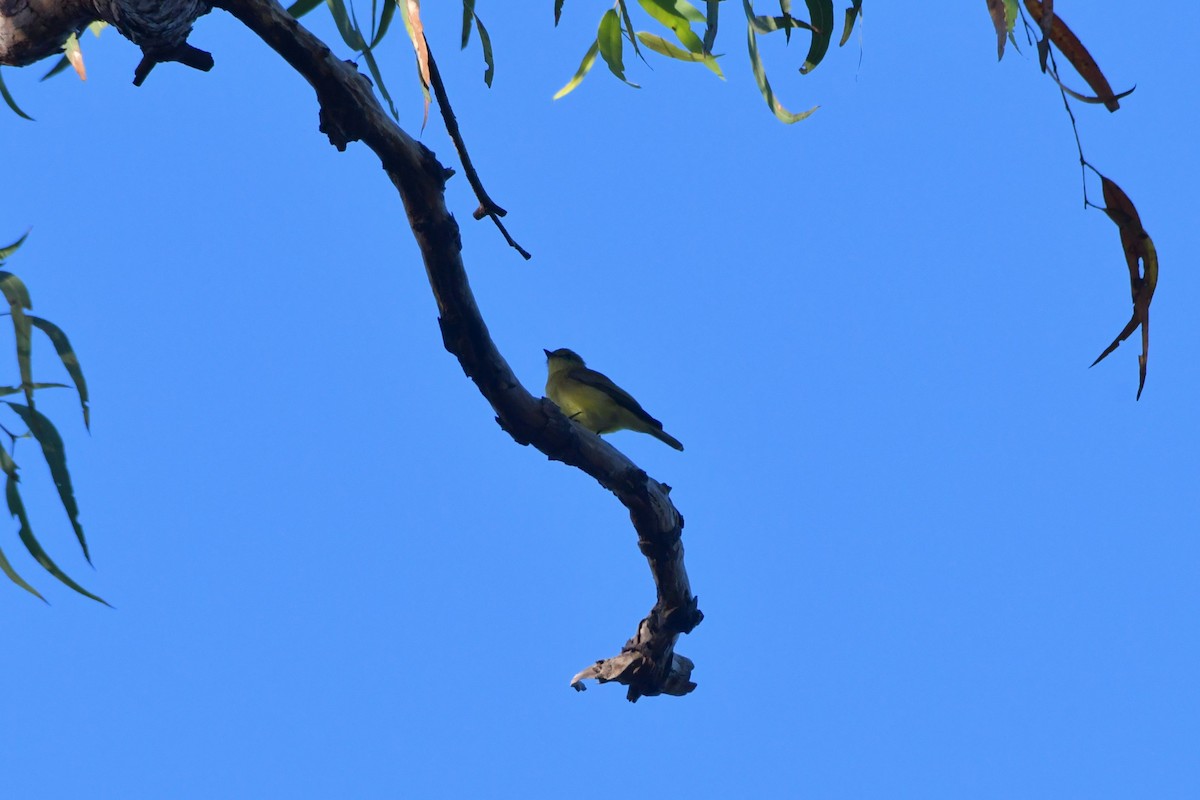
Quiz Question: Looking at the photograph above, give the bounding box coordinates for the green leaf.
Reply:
[650,0,706,23]
[327,0,366,51]
[0,68,34,121]
[598,9,639,86]
[0,271,35,407]
[636,32,724,77]
[0,383,68,398]
[553,39,601,100]
[7,474,107,605]
[800,0,834,74]
[40,56,72,82]
[839,0,862,46]
[619,1,645,62]
[287,0,325,17]
[555,0,566,26]
[751,14,814,34]
[744,3,818,123]
[0,439,15,478]
[360,44,399,119]
[7,402,89,563]
[0,229,30,262]
[28,315,90,429]
[703,0,720,52]
[0,541,46,602]
[461,0,476,48]
[637,31,704,60]
[474,14,495,87]
[0,270,32,308]
[369,0,397,49]
[0,439,47,603]
[638,0,706,54]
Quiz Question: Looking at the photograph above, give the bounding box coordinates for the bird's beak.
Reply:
[543,349,553,359]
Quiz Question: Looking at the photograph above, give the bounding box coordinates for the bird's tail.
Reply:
[651,427,684,451]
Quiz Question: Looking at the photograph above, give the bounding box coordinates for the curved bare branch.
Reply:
[205,0,702,700]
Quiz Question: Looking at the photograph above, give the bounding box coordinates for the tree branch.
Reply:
[1,0,212,81]
[1,0,94,66]
[208,0,700,700]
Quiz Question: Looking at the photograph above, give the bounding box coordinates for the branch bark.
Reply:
[1,0,93,66]
[5,0,703,700]
[1,1,211,69]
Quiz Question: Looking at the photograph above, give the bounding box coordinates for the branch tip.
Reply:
[132,42,214,87]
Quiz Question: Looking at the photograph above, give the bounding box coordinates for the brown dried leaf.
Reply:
[1051,77,1135,109]
[1102,177,1146,296]
[402,0,431,128]
[1091,176,1158,400]
[1024,0,1127,111]
[985,0,1009,60]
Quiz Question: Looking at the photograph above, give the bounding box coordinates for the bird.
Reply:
[544,348,684,451]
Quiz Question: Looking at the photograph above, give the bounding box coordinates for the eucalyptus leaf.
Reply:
[0,68,34,121]
[751,15,815,34]
[636,32,724,77]
[800,0,834,74]
[553,39,601,100]
[744,2,818,123]
[40,56,72,82]
[287,0,324,17]
[703,0,720,52]
[28,315,90,429]
[370,0,397,49]
[361,45,399,120]
[598,9,639,86]
[638,0,706,54]
[7,475,107,605]
[461,0,476,48]
[474,15,495,87]
[0,383,68,398]
[7,402,89,563]
[0,230,30,262]
[619,1,645,62]
[0,541,45,602]
[839,0,862,46]
[0,271,34,406]
[327,0,366,51]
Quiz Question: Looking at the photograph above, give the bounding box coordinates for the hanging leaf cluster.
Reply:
[553,0,863,123]
[287,0,495,122]
[989,1,1152,397]
[288,0,406,119]
[990,0,1132,110]
[0,231,102,603]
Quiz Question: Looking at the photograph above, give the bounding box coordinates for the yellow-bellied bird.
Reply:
[544,348,684,451]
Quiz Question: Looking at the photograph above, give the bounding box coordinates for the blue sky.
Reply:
[3,3,1198,797]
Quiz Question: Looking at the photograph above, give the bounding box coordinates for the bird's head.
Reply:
[544,348,585,365]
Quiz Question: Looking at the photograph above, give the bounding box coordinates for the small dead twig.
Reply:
[426,43,531,261]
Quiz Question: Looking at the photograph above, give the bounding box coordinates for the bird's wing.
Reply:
[569,367,664,429]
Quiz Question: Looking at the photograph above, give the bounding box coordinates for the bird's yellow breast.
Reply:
[546,375,624,433]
